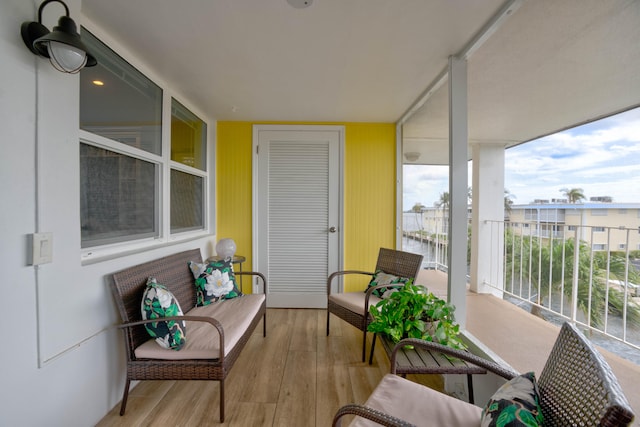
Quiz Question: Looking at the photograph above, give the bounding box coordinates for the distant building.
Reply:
[590,196,613,203]
[508,202,640,251]
[405,202,640,252]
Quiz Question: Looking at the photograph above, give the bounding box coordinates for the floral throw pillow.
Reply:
[140,278,186,350]
[480,371,544,427]
[188,259,242,306]
[365,270,411,298]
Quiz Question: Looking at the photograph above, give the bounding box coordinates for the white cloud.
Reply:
[403,165,449,208]
[403,107,640,208]
[504,108,640,204]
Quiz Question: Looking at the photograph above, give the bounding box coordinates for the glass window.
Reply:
[79,29,209,252]
[80,29,162,155]
[171,98,207,170]
[80,144,158,247]
[171,170,204,232]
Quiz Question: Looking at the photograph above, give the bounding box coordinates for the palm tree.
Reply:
[435,191,450,212]
[410,203,426,234]
[560,187,586,203]
[411,203,425,213]
[505,231,640,327]
[504,189,515,214]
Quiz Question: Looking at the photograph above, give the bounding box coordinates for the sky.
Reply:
[403,107,640,209]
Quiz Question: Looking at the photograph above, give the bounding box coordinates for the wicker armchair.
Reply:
[332,322,635,426]
[326,248,424,362]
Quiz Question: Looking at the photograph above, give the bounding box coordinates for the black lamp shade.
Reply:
[21,0,97,73]
[35,16,97,67]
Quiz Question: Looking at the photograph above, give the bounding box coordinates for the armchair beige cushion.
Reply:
[350,374,481,427]
[328,292,382,316]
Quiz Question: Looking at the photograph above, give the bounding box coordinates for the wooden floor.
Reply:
[97,309,443,426]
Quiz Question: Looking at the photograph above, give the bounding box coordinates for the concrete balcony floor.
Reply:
[417,268,640,424]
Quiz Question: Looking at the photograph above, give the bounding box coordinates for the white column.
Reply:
[396,122,404,249]
[448,56,468,328]
[470,143,505,297]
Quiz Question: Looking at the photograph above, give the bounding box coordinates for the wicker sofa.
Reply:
[109,248,267,422]
[333,322,635,426]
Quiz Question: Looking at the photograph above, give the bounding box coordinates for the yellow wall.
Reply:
[216,122,396,293]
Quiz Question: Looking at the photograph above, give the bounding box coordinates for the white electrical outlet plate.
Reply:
[31,232,53,265]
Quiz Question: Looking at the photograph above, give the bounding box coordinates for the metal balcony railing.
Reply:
[484,220,640,353]
[403,214,640,355]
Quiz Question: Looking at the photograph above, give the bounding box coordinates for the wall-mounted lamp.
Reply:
[21,0,97,74]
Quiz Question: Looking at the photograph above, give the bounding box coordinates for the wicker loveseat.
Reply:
[333,322,635,426]
[109,248,267,422]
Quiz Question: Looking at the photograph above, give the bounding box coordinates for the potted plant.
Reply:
[367,281,467,350]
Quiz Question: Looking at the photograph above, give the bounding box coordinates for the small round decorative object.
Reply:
[215,238,237,260]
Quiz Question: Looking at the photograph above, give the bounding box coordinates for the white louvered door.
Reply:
[253,125,343,308]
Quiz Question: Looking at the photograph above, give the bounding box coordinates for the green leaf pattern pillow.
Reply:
[366,270,411,298]
[189,259,242,306]
[480,371,544,427]
[141,278,186,350]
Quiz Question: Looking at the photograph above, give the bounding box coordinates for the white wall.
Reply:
[0,1,215,425]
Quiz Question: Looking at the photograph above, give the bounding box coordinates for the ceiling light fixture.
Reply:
[404,152,421,162]
[21,0,97,73]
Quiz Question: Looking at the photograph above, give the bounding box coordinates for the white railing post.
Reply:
[623,228,630,342]
[570,226,580,323]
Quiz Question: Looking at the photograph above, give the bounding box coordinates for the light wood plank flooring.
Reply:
[97,308,443,426]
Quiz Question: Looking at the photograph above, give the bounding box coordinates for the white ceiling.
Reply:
[403,0,640,164]
[81,0,640,163]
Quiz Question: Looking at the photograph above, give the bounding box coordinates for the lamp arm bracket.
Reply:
[38,0,70,23]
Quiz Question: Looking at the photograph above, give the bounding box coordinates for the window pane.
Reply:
[80,143,158,247]
[80,29,162,155]
[171,169,204,232]
[171,99,207,170]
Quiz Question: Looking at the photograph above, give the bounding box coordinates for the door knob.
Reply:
[329,226,337,233]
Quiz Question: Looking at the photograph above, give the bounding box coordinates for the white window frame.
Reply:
[79,25,212,263]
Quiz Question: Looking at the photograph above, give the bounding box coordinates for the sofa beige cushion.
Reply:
[134,294,265,360]
[350,374,482,427]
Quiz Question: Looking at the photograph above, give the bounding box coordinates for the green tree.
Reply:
[505,231,640,327]
[411,203,425,213]
[560,187,586,203]
[504,189,515,214]
[435,191,450,212]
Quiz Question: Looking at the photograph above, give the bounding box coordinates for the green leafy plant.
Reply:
[367,281,467,350]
